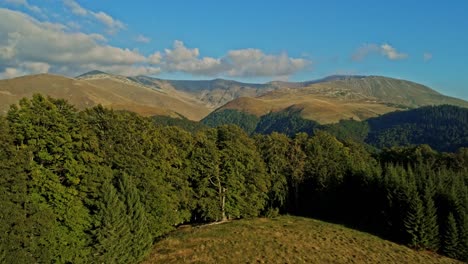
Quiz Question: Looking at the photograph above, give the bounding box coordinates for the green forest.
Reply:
[0,95,467,263]
[202,105,468,152]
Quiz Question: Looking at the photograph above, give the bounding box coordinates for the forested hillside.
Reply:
[0,95,467,262]
[202,105,468,152]
[365,105,468,152]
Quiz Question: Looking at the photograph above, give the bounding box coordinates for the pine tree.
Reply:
[404,192,425,249]
[421,182,439,250]
[456,213,468,261]
[442,213,459,259]
[94,180,131,263]
[117,173,153,263]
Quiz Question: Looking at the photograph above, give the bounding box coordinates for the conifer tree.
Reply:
[442,213,460,259]
[404,192,425,249]
[117,173,153,263]
[94,180,131,263]
[421,184,440,251]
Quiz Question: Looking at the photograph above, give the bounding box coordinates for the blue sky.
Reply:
[0,0,467,99]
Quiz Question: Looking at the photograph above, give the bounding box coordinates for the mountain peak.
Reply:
[302,75,367,85]
[76,70,111,79]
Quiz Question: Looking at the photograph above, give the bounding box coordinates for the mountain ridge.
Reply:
[1,71,467,123]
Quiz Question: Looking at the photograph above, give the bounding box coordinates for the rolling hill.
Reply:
[1,72,467,124]
[214,76,468,124]
[0,73,211,120]
[144,216,462,264]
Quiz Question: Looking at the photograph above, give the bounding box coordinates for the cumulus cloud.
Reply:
[92,11,125,34]
[148,51,162,64]
[62,0,125,34]
[0,8,309,79]
[380,43,407,60]
[4,0,42,14]
[0,8,144,76]
[159,41,309,77]
[423,52,433,62]
[352,43,408,61]
[161,40,226,75]
[62,0,86,16]
[226,49,309,77]
[135,34,151,43]
[0,67,23,78]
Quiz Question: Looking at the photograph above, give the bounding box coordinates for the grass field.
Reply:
[143,216,461,264]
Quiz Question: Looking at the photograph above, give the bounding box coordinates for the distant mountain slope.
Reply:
[202,105,468,152]
[311,76,468,108]
[214,76,468,124]
[0,73,210,120]
[129,76,275,109]
[217,95,400,124]
[2,72,467,123]
[364,105,468,152]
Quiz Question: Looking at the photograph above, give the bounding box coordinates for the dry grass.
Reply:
[143,216,461,264]
[0,74,211,120]
[221,94,399,124]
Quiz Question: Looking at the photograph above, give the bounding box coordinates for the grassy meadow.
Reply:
[144,216,461,264]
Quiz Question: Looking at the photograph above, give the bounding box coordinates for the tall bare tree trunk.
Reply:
[221,187,227,221]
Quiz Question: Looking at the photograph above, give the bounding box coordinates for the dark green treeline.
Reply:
[0,95,467,263]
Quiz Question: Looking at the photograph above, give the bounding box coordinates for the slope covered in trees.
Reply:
[365,105,468,152]
[203,105,468,152]
[201,108,320,137]
[0,95,467,262]
[201,109,259,134]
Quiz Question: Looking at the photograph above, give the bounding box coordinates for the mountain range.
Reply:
[1,71,467,123]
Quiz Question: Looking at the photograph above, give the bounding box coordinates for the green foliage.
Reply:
[404,190,425,249]
[255,108,319,137]
[366,105,468,152]
[421,182,440,251]
[201,109,259,134]
[323,119,370,142]
[152,115,207,133]
[254,133,291,213]
[1,95,467,262]
[442,213,460,259]
[94,173,152,263]
[190,126,269,221]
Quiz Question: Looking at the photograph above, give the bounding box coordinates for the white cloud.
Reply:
[4,0,42,14]
[0,9,309,79]
[22,61,50,73]
[226,49,309,77]
[0,8,145,76]
[62,0,87,16]
[0,61,51,78]
[423,52,433,62]
[159,41,309,77]
[161,40,226,75]
[62,0,125,34]
[0,67,24,78]
[380,43,407,60]
[352,43,408,61]
[148,51,162,64]
[66,21,81,30]
[135,34,151,43]
[92,11,125,34]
